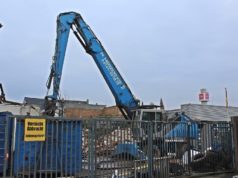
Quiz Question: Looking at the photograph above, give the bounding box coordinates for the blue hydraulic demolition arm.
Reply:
[44,12,139,119]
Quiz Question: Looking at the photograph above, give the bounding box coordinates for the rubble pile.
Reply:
[83,127,134,157]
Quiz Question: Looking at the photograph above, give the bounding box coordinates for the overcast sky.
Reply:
[0,0,238,109]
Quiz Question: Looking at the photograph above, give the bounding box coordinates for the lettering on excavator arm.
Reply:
[44,12,139,119]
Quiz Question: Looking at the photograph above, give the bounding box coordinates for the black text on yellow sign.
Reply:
[24,118,46,141]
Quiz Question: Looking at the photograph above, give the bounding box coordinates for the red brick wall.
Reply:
[64,106,123,119]
[64,108,102,119]
[101,106,122,117]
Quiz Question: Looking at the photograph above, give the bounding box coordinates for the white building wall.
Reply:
[0,103,40,116]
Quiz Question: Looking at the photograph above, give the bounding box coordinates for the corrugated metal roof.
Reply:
[181,104,238,121]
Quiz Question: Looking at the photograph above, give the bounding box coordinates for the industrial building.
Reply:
[167,103,238,121]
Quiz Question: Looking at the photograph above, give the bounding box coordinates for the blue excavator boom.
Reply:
[44,12,139,119]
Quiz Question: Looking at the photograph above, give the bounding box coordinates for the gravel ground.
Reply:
[203,173,238,178]
[184,172,238,178]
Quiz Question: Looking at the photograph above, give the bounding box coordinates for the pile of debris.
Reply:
[82,127,134,157]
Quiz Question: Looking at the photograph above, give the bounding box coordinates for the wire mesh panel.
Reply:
[81,119,233,178]
[190,122,233,173]
[0,114,234,178]
[80,119,170,178]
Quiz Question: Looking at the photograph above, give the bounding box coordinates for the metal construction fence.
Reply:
[0,114,234,178]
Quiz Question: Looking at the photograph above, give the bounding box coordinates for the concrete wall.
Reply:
[0,103,40,116]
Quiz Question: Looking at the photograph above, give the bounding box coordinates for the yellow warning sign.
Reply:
[24,118,46,141]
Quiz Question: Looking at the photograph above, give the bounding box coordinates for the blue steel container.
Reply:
[13,119,82,176]
[0,112,13,175]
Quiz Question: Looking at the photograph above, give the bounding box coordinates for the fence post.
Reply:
[88,120,96,178]
[10,117,16,177]
[230,122,236,170]
[187,122,191,175]
[3,115,9,177]
[148,121,153,178]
